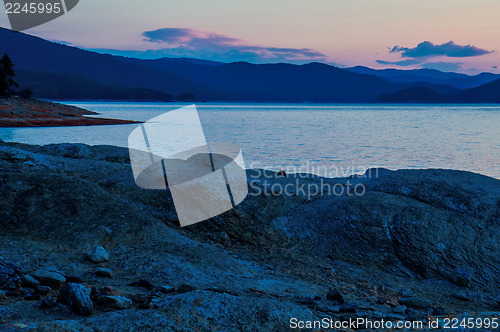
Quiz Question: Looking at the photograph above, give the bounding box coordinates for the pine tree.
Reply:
[0,53,18,96]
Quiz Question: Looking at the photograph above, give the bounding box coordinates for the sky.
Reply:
[1,0,499,74]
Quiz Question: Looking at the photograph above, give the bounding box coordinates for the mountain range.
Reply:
[1,27,499,103]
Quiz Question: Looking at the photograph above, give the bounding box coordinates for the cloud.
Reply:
[421,62,462,72]
[138,27,326,63]
[376,58,463,72]
[143,28,240,46]
[376,59,422,66]
[390,41,493,58]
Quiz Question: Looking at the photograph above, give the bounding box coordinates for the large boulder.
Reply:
[279,169,500,291]
[58,283,93,316]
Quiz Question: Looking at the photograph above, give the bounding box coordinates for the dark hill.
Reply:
[347,66,500,89]
[378,87,445,103]
[2,27,499,103]
[0,28,406,102]
[453,78,500,103]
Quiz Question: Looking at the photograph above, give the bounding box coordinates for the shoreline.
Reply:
[0,97,139,128]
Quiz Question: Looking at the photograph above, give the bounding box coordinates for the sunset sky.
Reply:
[1,0,499,74]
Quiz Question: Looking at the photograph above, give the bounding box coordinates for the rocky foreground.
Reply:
[0,98,138,127]
[0,140,499,331]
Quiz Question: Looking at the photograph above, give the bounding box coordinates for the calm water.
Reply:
[1,102,499,179]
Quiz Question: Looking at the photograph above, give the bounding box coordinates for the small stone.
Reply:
[451,268,472,287]
[297,299,317,309]
[392,305,407,314]
[385,314,405,320]
[40,295,56,309]
[91,286,116,300]
[58,283,93,316]
[398,297,432,309]
[432,307,446,316]
[32,270,66,289]
[177,284,197,293]
[22,275,40,288]
[65,275,83,283]
[96,267,113,278]
[405,308,423,321]
[129,279,155,290]
[36,285,52,296]
[339,303,358,313]
[451,291,470,302]
[326,288,344,304]
[5,290,21,297]
[87,245,109,263]
[160,285,174,294]
[24,292,41,301]
[97,295,132,309]
[277,170,287,177]
[493,295,500,309]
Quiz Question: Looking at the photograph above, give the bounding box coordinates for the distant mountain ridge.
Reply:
[346,66,500,90]
[1,27,499,103]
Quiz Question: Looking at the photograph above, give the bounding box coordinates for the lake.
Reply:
[1,102,499,179]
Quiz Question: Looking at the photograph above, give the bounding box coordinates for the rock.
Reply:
[451,291,470,302]
[1,141,500,331]
[23,275,41,288]
[177,284,197,293]
[32,270,66,289]
[0,289,6,298]
[281,169,500,291]
[0,258,22,290]
[392,305,407,314]
[277,170,287,177]
[398,297,432,309]
[24,292,41,301]
[64,275,83,283]
[36,286,52,296]
[5,289,21,297]
[94,286,116,296]
[58,283,93,316]
[296,299,317,309]
[493,295,500,309]
[451,268,472,287]
[160,285,175,294]
[404,308,419,321]
[96,267,113,278]
[87,245,109,263]
[385,314,406,320]
[39,295,56,309]
[432,307,446,316]
[339,303,358,313]
[96,295,132,309]
[326,288,344,304]
[129,279,155,290]
[37,143,93,159]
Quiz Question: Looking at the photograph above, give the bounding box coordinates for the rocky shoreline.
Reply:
[0,98,138,127]
[0,140,499,331]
